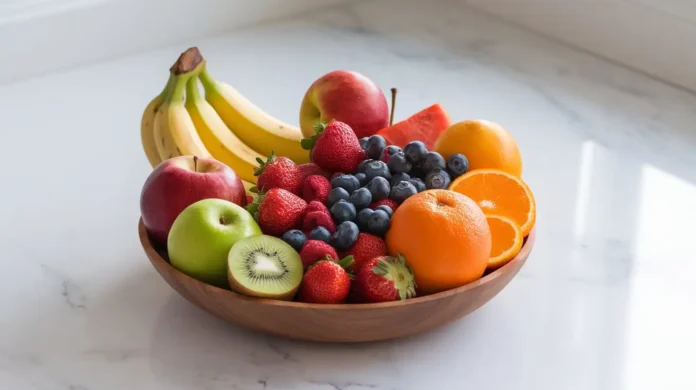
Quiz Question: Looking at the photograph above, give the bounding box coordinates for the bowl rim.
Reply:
[139,218,535,310]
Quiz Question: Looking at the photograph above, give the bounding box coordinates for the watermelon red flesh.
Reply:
[376,103,452,149]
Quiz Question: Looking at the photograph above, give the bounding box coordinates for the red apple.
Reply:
[299,70,389,139]
[140,155,246,245]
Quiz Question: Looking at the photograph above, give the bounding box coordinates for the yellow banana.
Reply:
[141,74,175,168]
[185,76,264,184]
[199,69,310,164]
[154,70,211,161]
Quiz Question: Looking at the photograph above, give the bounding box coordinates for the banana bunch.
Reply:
[140,47,309,189]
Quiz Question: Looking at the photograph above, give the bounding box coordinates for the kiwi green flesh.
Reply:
[227,235,303,301]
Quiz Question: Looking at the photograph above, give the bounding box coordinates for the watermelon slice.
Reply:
[377,103,451,149]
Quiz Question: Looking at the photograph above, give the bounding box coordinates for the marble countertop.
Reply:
[1,0,695,389]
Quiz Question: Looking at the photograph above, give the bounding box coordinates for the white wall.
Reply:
[0,0,352,85]
[3,0,694,92]
[465,0,696,92]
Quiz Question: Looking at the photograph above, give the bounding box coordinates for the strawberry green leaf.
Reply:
[372,254,416,300]
[372,258,392,276]
[337,255,354,269]
[253,152,277,177]
[300,137,315,151]
[302,122,328,151]
[313,121,328,134]
[245,192,264,221]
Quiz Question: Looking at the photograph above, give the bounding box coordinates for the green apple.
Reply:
[167,198,261,288]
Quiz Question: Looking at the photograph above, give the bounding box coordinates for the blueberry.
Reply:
[367,176,391,201]
[404,141,427,163]
[355,172,368,186]
[309,227,331,243]
[425,169,451,190]
[349,188,372,210]
[327,187,350,206]
[330,199,357,223]
[375,205,393,217]
[281,229,307,252]
[332,221,360,250]
[390,172,410,187]
[365,135,387,160]
[367,209,390,236]
[385,145,402,158]
[356,208,374,230]
[331,174,360,194]
[364,160,391,181]
[409,177,426,192]
[422,152,446,173]
[359,137,369,151]
[390,181,418,203]
[357,159,373,174]
[387,152,412,174]
[447,153,469,177]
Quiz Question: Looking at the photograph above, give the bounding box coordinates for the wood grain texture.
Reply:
[138,218,535,343]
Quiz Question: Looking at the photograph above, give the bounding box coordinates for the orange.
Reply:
[385,190,491,294]
[434,119,523,177]
[485,215,523,270]
[449,169,536,236]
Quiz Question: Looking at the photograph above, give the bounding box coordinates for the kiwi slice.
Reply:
[227,235,303,301]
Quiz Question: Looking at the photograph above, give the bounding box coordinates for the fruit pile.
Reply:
[139,46,536,305]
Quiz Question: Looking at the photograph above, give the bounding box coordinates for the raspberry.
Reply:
[303,211,336,234]
[306,200,330,215]
[299,240,339,271]
[301,175,331,204]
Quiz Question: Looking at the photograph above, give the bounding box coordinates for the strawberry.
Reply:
[340,233,386,273]
[301,121,365,173]
[301,175,331,204]
[254,152,302,195]
[298,163,331,182]
[252,188,307,236]
[299,240,338,270]
[352,254,416,303]
[299,257,353,304]
[246,194,254,205]
[303,211,336,234]
[306,200,330,215]
[369,198,399,211]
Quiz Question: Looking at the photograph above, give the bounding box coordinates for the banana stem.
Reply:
[168,63,207,103]
[198,69,216,90]
[169,75,189,103]
[158,73,176,100]
[166,47,207,103]
[186,76,202,102]
[171,47,203,75]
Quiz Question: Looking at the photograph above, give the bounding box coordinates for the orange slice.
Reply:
[448,169,536,235]
[485,215,523,270]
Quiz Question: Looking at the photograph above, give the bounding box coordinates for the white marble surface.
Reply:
[1,0,696,389]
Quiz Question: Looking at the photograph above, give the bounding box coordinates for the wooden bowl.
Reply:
[139,218,534,343]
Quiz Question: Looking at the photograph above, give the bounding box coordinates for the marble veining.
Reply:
[1,0,695,389]
[40,265,88,310]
